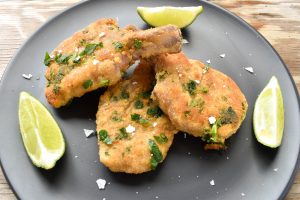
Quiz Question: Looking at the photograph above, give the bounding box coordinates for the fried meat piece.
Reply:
[96,60,177,174]
[45,18,182,108]
[152,53,248,149]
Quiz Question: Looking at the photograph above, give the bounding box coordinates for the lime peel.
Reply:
[137,6,204,28]
[253,76,284,148]
[18,91,65,169]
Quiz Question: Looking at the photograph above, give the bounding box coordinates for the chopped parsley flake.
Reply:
[154,133,168,144]
[189,98,205,112]
[53,85,60,94]
[83,79,93,89]
[131,113,141,121]
[219,107,237,125]
[134,39,143,49]
[44,52,51,66]
[120,89,130,99]
[113,41,123,52]
[139,91,152,99]
[149,139,163,170]
[98,129,113,145]
[111,111,122,122]
[134,99,144,109]
[100,79,110,87]
[116,127,129,140]
[184,80,197,95]
[157,70,168,81]
[131,113,149,125]
[56,54,70,65]
[203,64,210,74]
[80,43,103,56]
[147,106,163,118]
[201,86,209,93]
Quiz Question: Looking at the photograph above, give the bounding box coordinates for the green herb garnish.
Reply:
[189,98,205,112]
[100,79,110,87]
[184,110,191,117]
[219,106,237,125]
[53,85,60,94]
[111,111,122,122]
[44,52,51,66]
[149,139,163,170]
[131,113,141,121]
[131,113,149,125]
[120,89,130,99]
[139,91,152,99]
[83,79,93,89]
[80,43,103,56]
[134,99,144,109]
[147,106,163,118]
[154,133,168,144]
[56,54,70,65]
[113,41,123,51]
[201,86,209,94]
[134,39,143,49]
[116,127,129,140]
[184,80,197,95]
[98,129,113,145]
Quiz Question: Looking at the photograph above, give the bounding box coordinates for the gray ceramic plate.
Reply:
[0,0,299,199]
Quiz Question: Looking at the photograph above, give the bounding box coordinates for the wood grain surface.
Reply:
[0,0,299,199]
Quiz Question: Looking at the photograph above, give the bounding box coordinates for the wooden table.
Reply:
[0,0,299,199]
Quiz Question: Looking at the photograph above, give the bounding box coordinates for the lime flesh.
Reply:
[137,6,204,28]
[18,91,65,169]
[253,76,284,148]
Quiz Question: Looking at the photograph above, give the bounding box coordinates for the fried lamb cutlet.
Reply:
[45,18,182,108]
[96,59,177,174]
[152,53,248,150]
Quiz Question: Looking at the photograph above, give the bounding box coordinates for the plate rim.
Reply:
[0,0,299,199]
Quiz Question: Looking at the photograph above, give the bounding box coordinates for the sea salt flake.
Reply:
[194,80,200,84]
[93,59,100,65]
[153,122,158,127]
[244,67,254,73]
[83,129,94,137]
[273,168,278,172]
[22,74,33,80]
[241,193,246,197]
[155,196,159,199]
[210,179,215,186]
[96,178,106,190]
[126,124,135,133]
[220,53,226,58]
[132,81,138,85]
[99,32,106,38]
[182,39,189,44]
[206,59,211,64]
[208,116,216,124]
[178,73,182,77]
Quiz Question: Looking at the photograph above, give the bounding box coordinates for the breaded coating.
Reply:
[96,60,177,174]
[152,53,248,149]
[45,18,182,108]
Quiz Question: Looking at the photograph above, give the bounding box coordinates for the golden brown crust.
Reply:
[45,18,182,108]
[152,53,248,146]
[96,60,177,174]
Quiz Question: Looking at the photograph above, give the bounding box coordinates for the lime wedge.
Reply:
[137,6,204,28]
[253,76,284,148]
[18,91,65,169]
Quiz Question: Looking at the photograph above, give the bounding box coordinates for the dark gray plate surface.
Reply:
[0,0,299,200]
